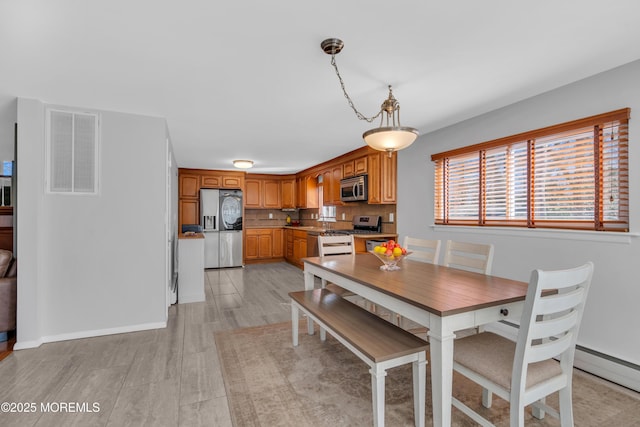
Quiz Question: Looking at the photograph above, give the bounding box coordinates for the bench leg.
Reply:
[370,365,387,427]
[291,301,299,347]
[413,353,427,427]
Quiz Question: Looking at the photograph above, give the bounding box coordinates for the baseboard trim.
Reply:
[484,321,640,393]
[13,321,167,350]
[13,338,44,351]
[178,293,206,304]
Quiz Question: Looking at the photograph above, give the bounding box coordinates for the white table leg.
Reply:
[413,352,427,427]
[428,317,456,427]
[303,268,315,335]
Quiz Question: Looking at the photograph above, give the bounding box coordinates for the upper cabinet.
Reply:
[343,156,367,178]
[296,175,318,209]
[200,172,243,189]
[281,177,296,209]
[179,173,200,198]
[245,175,283,209]
[367,151,397,204]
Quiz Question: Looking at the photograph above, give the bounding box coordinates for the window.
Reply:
[432,108,629,232]
[46,108,100,194]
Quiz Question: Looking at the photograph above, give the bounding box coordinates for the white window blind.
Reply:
[432,109,630,232]
[47,109,99,194]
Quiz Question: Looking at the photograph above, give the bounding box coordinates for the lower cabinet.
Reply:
[285,229,309,269]
[245,228,285,263]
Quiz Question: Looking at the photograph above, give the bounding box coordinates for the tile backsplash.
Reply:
[245,203,396,233]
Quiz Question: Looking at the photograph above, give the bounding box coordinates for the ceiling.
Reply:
[2,1,640,174]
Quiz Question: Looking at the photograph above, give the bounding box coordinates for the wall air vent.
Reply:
[46,108,100,194]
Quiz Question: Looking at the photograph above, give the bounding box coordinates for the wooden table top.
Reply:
[303,253,530,317]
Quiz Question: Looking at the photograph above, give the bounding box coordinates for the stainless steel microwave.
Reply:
[340,175,368,202]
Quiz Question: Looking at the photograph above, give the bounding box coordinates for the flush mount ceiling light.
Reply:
[233,160,254,169]
[321,38,419,157]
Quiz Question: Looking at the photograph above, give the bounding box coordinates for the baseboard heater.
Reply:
[484,320,640,393]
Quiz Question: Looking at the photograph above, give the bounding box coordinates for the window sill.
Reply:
[431,225,639,244]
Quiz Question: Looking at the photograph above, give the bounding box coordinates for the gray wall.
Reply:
[15,98,170,347]
[397,59,640,388]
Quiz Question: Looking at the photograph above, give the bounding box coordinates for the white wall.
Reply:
[397,59,640,389]
[0,95,17,162]
[15,98,169,347]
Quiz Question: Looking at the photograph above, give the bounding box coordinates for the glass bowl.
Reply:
[369,250,412,271]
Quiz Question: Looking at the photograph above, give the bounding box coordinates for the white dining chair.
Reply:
[442,240,495,336]
[317,235,369,306]
[452,262,594,427]
[395,237,441,330]
[403,236,441,264]
[443,240,494,274]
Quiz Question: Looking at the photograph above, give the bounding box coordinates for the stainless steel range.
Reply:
[325,215,382,235]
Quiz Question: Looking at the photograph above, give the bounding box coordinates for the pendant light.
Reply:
[321,38,419,157]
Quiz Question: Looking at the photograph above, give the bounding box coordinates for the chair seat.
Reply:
[454,332,562,390]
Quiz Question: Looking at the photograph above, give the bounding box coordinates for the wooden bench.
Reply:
[289,289,428,427]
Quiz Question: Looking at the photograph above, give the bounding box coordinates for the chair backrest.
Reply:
[442,240,494,274]
[318,234,355,257]
[512,262,593,394]
[402,236,441,264]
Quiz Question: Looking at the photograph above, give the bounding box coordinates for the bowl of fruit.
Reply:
[369,240,411,271]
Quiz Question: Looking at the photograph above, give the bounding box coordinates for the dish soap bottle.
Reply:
[286,214,291,225]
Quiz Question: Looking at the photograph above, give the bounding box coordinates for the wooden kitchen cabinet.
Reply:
[343,156,367,177]
[285,229,310,269]
[245,228,284,262]
[179,199,199,228]
[331,165,343,204]
[245,179,262,208]
[319,166,342,205]
[201,172,243,189]
[222,175,242,189]
[272,228,284,257]
[245,177,281,208]
[263,180,281,208]
[179,173,200,198]
[281,177,296,209]
[296,175,318,209]
[321,169,331,204]
[201,175,222,188]
[285,228,294,260]
[367,151,397,204]
[292,230,308,268]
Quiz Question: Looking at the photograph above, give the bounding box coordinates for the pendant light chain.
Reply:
[330,54,382,124]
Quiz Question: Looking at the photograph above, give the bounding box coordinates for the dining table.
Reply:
[302,253,530,427]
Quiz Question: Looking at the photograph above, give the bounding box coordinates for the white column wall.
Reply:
[397,59,640,388]
[15,99,169,347]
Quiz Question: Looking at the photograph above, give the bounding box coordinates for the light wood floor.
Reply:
[0,262,638,426]
[0,262,305,427]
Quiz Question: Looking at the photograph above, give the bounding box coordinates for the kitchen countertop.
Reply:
[179,232,204,239]
[244,225,397,239]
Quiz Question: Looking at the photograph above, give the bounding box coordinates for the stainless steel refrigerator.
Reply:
[200,189,243,268]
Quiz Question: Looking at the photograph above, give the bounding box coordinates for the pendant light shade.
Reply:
[363,126,419,154]
[321,38,420,157]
